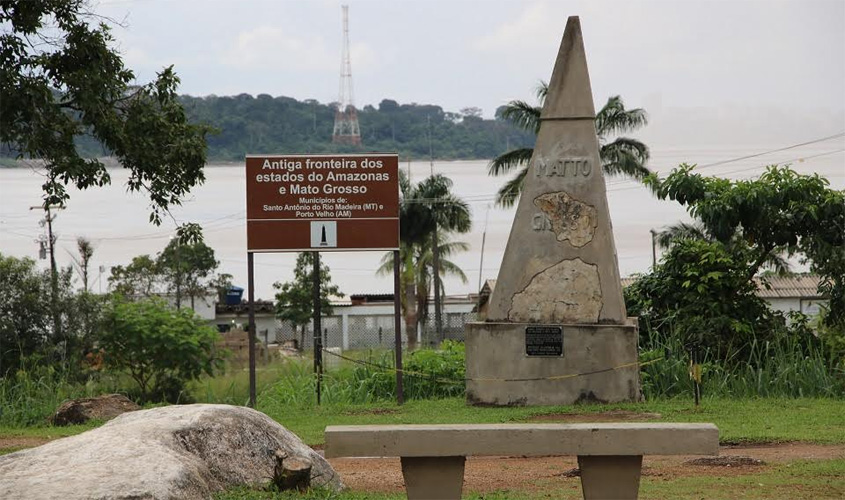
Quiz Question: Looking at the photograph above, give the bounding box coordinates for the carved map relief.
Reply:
[532,191,597,247]
[508,258,602,323]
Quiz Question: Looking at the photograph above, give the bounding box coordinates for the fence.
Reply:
[273,312,477,350]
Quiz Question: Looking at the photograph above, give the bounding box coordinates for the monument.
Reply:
[465,16,639,406]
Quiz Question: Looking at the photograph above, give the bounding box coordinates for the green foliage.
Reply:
[625,239,780,354]
[99,297,223,402]
[176,95,534,162]
[274,253,344,337]
[0,0,210,225]
[649,164,845,327]
[0,253,106,375]
[108,238,225,308]
[637,319,843,400]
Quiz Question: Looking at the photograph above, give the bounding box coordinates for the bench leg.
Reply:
[577,455,643,500]
[400,456,466,500]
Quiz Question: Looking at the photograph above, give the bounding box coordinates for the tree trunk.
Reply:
[432,228,442,344]
[404,282,418,349]
[273,451,311,491]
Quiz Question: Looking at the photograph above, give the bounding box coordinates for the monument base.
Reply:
[465,322,640,406]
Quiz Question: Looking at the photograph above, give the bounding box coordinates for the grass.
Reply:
[214,460,845,499]
[255,396,845,447]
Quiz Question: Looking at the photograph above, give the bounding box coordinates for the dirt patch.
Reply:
[527,410,662,422]
[0,437,52,453]
[328,442,845,494]
[341,408,399,416]
[686,455,765,467]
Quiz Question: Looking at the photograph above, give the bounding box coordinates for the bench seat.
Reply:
[325,423,719,500]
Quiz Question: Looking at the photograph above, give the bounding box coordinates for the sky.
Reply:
[97,0,845,129]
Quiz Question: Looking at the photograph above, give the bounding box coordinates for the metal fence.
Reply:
[272,312,477,350]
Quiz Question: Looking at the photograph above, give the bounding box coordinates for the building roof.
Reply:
[620,275,824,299]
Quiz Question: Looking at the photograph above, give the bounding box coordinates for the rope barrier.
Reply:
[321,348,664,384]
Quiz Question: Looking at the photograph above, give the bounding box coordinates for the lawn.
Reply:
[254,396,845,446]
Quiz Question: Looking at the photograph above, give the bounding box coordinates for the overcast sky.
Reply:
[98,0,845,127]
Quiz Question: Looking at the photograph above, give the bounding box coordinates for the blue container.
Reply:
[225,286,244,305]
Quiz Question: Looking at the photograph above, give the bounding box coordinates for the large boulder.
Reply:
[0,404,342,499]
[50,393,141,426]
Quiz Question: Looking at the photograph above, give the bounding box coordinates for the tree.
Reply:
[1,0,210,225]
[625,239,781,355]
[100,297,222,402]
[69,237,95,291]
[489,82,651,207]
[0,254,51,375]
[648,165,844,305]
[273,253,343,347]
[657,222,791,275]
[157,238,219,309]
[108,255,161,298]
[108,238,224,310]
[377,237,469,348]
[383,173,471,346]
[635,164,845,349]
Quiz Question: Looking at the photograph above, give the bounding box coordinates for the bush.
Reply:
[99,297,224,403]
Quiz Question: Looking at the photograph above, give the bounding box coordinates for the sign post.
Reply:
[245,154,402,405]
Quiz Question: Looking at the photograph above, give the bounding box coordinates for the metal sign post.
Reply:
[393,250,404,404]
[244,153,401,407]
[247,252,257,407]
[313,251,323,405]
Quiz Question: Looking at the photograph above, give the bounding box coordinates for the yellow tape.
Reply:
[321,348,664,384]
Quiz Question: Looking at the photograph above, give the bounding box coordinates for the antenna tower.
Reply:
[332,5,362,145]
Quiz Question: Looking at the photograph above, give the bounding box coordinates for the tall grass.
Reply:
[0,364,125,427]
[640,325,845,400]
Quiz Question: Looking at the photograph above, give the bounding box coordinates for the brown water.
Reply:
[1,145,843,299]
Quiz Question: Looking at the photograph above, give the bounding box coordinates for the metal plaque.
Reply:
[525,325,563,357]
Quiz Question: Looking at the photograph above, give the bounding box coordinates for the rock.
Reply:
[50,394,141,426]
[0,404,342,499]
[685,455,765,467]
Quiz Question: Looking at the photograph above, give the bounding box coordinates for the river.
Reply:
[1,145,843,300]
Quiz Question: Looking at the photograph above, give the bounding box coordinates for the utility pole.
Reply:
[30,204,62,356]
[432,219,442,345]
[649,229,658,268]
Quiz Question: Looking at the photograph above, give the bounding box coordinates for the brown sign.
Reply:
[246,154,399,252]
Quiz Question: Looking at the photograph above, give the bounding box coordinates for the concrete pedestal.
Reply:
[578,455,643,499]
[400,456,465,499]
[465,322,639,406]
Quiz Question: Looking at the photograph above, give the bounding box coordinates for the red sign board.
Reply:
[245,154,400,252]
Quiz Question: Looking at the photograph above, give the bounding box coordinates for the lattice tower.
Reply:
[332,5,362,145]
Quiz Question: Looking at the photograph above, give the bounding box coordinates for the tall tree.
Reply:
[386,173,471,345]
[274,253,343,347]
[158,239,219,310]
[1,0,210,225]
[489,82,651,206]
[646,164,845,331]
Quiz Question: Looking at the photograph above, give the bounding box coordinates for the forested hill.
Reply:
[180,94,535,161]
[1,93,535,163]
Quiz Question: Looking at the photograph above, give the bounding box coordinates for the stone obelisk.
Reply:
[465,16,639,406]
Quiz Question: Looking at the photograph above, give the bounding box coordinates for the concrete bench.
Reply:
[325,423,719,499]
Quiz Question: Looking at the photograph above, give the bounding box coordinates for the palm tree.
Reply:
[378,237,469,348]
[490,82,651,207]
[378,173,472,348]
[657,221,791,276]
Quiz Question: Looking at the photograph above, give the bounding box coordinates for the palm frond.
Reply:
[763,252,792,276]
[600,138,652,181]
[488,147,534,176]
[495,166,528,208]
[596,95,648,137]
[438,259,468,284]
[499,100,542,133]
[656,222,709,249]
[535,81,549,102]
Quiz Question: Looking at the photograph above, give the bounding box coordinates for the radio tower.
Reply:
[332,5,362,145]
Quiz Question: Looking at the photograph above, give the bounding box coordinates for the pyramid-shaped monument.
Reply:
[466,17,639,406]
